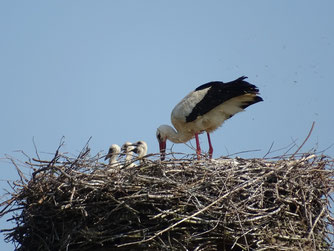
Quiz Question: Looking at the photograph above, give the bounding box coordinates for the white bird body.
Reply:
[105,144,121,165]
[171,93,257,136]
[157,77,263,159]
[131,141,148,164]
[132,141,148,157]
[121,141,136,167]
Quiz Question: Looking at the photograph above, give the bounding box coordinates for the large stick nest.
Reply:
[1,146,334,250]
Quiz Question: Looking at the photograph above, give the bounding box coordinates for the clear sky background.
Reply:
[1,1,333,249]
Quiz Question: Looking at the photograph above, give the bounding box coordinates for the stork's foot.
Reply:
[208,148,213,159]
[207,132,213,159]
[196,149,201,160]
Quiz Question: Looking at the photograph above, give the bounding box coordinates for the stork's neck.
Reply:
[109,155,118,165]
[160,125,193,143]
[125,151,133,162]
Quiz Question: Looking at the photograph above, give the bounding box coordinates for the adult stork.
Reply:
[105,144,121,165]
[156,76,263,160]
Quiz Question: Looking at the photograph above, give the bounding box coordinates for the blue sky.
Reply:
[1,1,333,249]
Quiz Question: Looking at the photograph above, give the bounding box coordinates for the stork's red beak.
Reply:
[159,141,166,160]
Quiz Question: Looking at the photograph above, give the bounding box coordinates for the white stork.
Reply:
[131,141,148,164]
[156,76,263,160]
[105,144,121,165]
[121,141,136,167]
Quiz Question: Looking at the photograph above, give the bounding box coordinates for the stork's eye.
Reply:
[157,133,162,141]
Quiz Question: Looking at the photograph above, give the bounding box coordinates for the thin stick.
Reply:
[32,136,41,161]
[263,141,274,158]
[291,121,315,158]
[307,206,326,239]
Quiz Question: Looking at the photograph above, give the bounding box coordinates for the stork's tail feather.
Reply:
[240,95,263,109]
[235,77,263,108]
[236,76,248,81]
[230,77,261,95]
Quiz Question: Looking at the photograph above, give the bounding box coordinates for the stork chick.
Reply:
[131,141,148,164]
[105,144,121,165]
[121,141,136,167]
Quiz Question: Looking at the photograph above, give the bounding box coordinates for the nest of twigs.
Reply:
[1,146,334,250]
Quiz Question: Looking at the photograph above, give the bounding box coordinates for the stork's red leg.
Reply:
[195,133,201,159]
[207,132,213,159]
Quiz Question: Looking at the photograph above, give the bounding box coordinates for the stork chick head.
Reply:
[105,144,121,161]
[131,141,148,158]
[121,141,134,153]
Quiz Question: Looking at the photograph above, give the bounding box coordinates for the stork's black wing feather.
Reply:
[185,76,263,123]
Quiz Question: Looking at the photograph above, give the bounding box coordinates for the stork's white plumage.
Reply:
[105,144,121,165]
[156,76,263,160]
[121,141,136,167]
[131,141,148,164]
